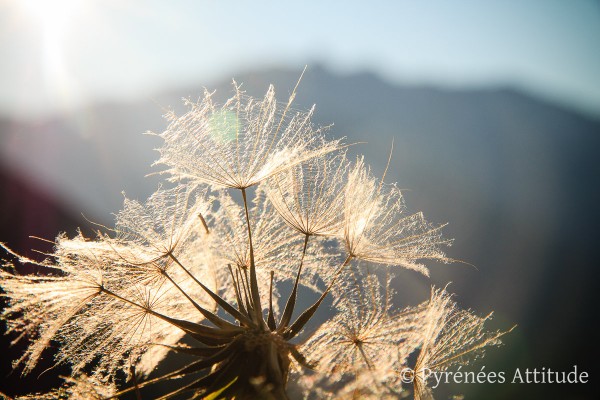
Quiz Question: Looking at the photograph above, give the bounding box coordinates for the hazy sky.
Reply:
[1,0,599,117]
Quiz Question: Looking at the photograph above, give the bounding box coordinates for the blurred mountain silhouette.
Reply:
[1,66,598,399]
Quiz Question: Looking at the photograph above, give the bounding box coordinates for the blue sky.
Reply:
[1,0,599,117]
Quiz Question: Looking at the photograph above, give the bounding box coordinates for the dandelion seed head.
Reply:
[7,375,116,400]
[113,184,211,265]
[153,83,343,190]
[266,152,349,237]
[0,80,512,399]
[411,287,514,399]
[343,157,452,275]
[304,270,422,379]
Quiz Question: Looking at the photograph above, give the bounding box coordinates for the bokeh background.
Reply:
[1,1,599,399]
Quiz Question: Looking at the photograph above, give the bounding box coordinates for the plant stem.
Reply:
[169,253,255,327]
[240,187,266,329]
[162,270,241,330]
[283,255,353,339]
[278,233,310,330]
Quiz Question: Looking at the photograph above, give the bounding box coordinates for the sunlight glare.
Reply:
[16,0,90,112]
[19,0,84,35]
